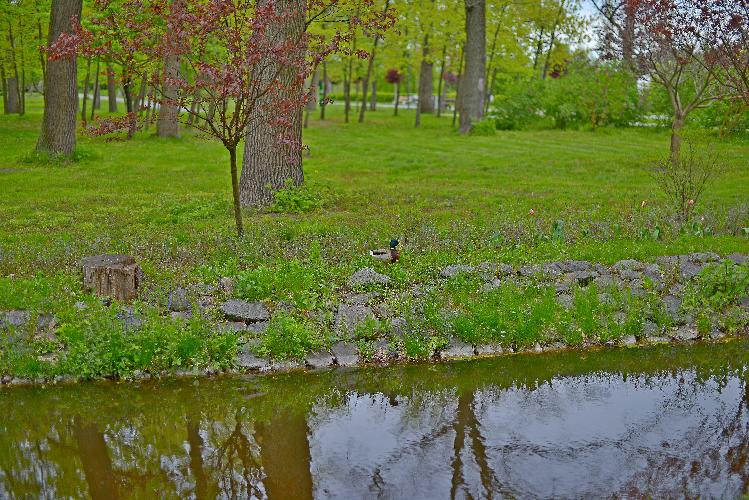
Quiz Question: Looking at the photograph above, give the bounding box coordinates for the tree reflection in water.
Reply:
[2,341,749,498]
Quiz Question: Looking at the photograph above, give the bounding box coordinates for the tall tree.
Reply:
[36,0,83,158]
[459,0,486,134]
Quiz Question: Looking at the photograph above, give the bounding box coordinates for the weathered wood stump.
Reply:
[81,254,141,302]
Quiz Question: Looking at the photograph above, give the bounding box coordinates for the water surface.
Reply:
[3,342,749,498]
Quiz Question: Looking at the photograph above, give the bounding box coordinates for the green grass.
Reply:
[1,96,749,374]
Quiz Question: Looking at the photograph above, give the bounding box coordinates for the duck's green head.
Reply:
[390,239,399,249]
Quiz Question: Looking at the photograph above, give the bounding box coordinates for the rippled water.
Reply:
[2,341,749,499]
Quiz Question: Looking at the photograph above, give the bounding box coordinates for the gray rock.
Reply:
[557,260,593,273]
[220,299,269,323]
[475,343,504,356]
[679,261,704,281]
[482,278,503,292]
[689,252,720,263]
[305,349,334,369]
[168,288,190,312]
[215,321,250,333]
[643,320,660,337]
[621,335,637,346]
[331,341,360,366]
[270,360,302,372]
[647,336,671,343]
[618,269,643,281]
[345,292,380,306]
[643,264,662,282]
[218,277,235,294]
[518,264,542,278]
[389,317,408,338]
[334,304,375,334]
[740,297,749,312]
[663,295,682,317]
[348,268,391,287]
[1,375,11,384]
[710,327,726,340]
[74,301,88,310]
[533,343,543,353]
[440,264,475,279]
[0,310,31,330]
[613,259,645,272]
[727,253,747,265]
[235,348,270,371]
[656,255,682,271]
[571,270,598,286]
[670,325,700,341]
[594,274,615,288]
[556,294,574,309]
[170,311,192,321]
[440,339,475,359]
[117,307,142,331]
[544,342,567,351]
[246,321,269,334]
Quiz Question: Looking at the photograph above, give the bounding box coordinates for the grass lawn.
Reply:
[1,96,749,379]
[2,96,748,289]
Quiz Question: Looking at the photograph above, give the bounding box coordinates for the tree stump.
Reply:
[81,254,141,302]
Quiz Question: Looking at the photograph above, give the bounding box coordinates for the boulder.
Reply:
[440,339,475,359]
[727,253,747,265]
[220,299,269,323]
[621,335,637,346]
[81,254,141,302]
[334,304,375,334]
[167,288,190,312]
[305,349,335,369]
[440,264,475,279]
[613,259,645,272]
[348,268,391,287]
[331,341,360,366]
[218,277,235,294]
[570,270,597,286]
[475,343,504,356]
[0,310,31,331]
[235,348,270,371]
[557,260,593,273]
[116,306,142,331]
[670,325,700,341]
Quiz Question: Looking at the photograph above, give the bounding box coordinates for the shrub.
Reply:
[256,313,325,360]
[469,119,497,136]
[649,140,725,224]
[267,179,335,214]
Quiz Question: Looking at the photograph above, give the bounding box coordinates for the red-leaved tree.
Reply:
[51,0,396,236]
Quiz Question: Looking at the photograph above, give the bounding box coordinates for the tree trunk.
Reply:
[437,44,446,117]
[393,81,399,116]
[81,56,92,126]
[239,0,305,208]
[359,41,379,123]
[304,67,319,129]
[459,0,486,134]
[671,114,684,163]
[157,53,180,137]
[5,77,20,114]
[370,81,377,111]
[135,71,147,116]
[81,254,141,302]
[36,0,82,157]
[107,62,118,112]
[229,147,244,236]
[418,35,434,114]
[73,418,119,500]
[453,45,464,128]
[1,65,7,113]
[92,59,101,118]
[320,60,328,120]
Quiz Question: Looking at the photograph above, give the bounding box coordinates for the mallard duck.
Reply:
[370,239,400,263]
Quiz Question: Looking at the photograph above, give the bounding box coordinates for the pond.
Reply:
[2,341,749,499]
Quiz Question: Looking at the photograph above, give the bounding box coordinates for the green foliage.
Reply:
[255,313,326,361]
[683,262,749,311]
[233,259,334,309]
[469,119,497,136]
[267,179,336,214]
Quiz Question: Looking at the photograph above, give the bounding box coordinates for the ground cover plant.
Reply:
[1,97,749,378]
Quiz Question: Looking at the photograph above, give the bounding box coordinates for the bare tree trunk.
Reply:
[187,418,209,500]
[393,81,399,116]
[5,77,20,114]
[370,81,377,111]
[320,60,328,120]
[304,67,319,129]
[239,0,305,208]
[418,35,434,114]
[72,418,119,500]
[359,16,385,124]
[453,45,464,128]
[18,19,27,115]
[229,146,244,236]
[92,59,101,117]
[107,62,118,112]
[35,4,46,88]
[157,53,180,137]
[135,72,147,116]
[1,65,7,113]
[671,114,684,163]
[36,0,82,157]
[437,44,446,117]
[81,56,92,126]
[7,22,23,115]
[459,0,486,134]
